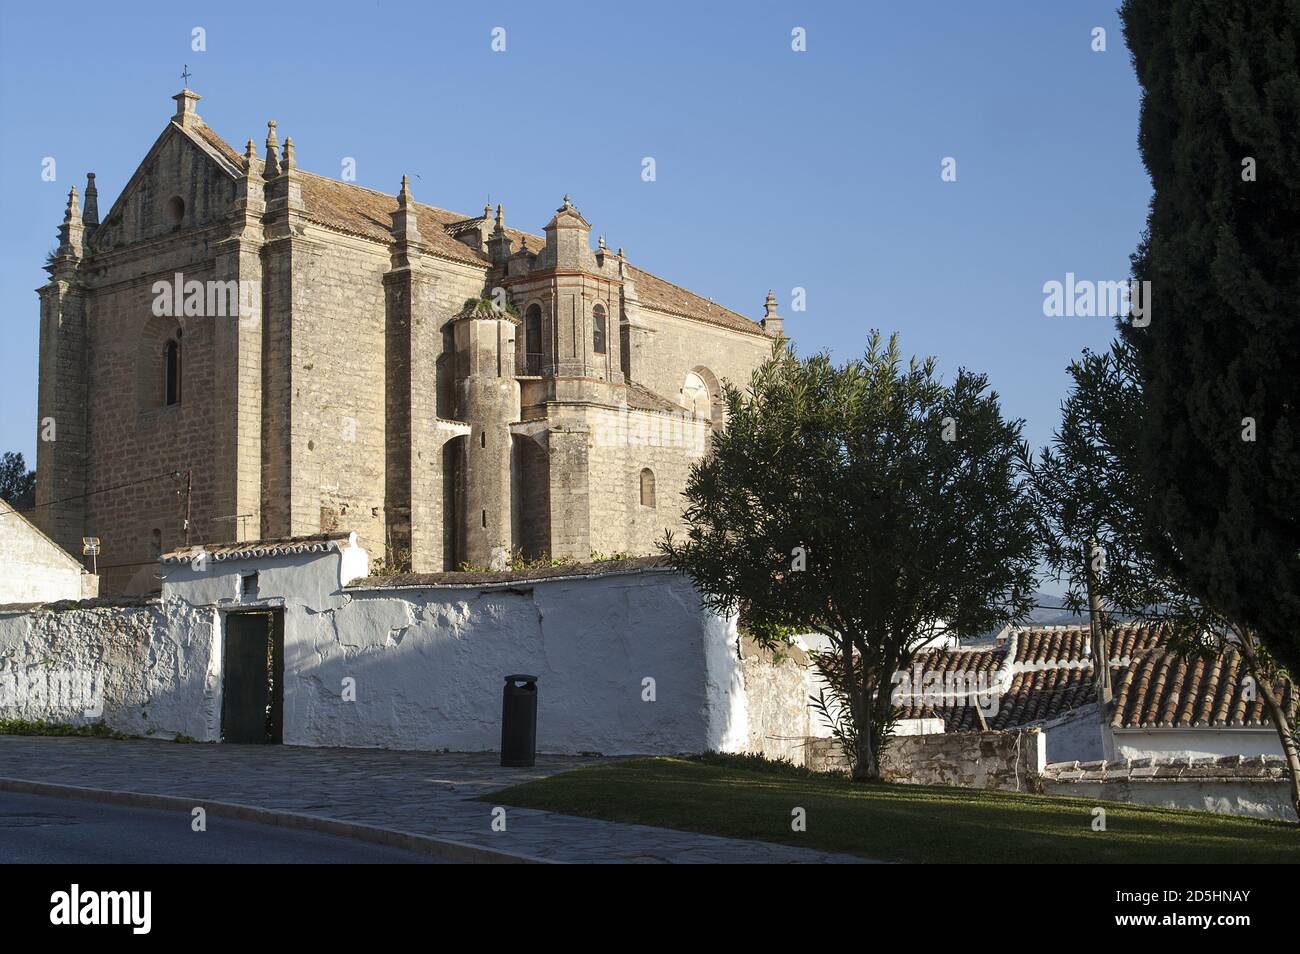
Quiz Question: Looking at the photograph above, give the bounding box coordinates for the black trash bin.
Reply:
[501,674,538,767]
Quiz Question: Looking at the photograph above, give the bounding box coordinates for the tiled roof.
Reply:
[894,625,1154,731]
[1112,647,1296,729]
[627,266,769,338]
[1012,623,1161,667]
[190,122,243,165]
[187,122,770,337]
[893,623,1296,733]
[349,556,668,589]
[624,381,696,415]
[161,531,357,565]
[296,173,488,266]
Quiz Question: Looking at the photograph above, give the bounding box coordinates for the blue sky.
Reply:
[0,0,1147,465]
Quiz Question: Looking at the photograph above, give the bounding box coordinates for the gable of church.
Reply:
[91,123,239,253]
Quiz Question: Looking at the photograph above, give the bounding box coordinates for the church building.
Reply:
[35,89,786,593]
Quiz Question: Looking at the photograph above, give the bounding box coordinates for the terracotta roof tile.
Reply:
[295,172,487,266]
[1111,647,1295,729]
[191,123,769,337]
[627,267,769,338]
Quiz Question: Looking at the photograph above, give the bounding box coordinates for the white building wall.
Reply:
[5,543,756,756]
[1113,727,1285,761]
[0,508,97,604]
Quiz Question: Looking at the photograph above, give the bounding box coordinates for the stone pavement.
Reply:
[0,737,865,863]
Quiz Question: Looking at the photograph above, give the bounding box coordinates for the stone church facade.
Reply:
[35,89,785,593]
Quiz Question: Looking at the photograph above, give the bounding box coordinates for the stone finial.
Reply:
[264,121,280,178]
[494,204,504,232]
[172,88,202,127]
[63,185,82,228]
[281,137,296,172]
[484,202,493,219]
[761,289,784,338]
[83,173,99,227]
[391,175,422,246]
[54,185,85,263]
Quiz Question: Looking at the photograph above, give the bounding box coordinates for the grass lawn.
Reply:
[488,755,1300,863]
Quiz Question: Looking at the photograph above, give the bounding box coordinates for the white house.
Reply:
[0,503,98,604]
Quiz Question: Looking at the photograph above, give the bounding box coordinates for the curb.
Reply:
[0,777,554,865]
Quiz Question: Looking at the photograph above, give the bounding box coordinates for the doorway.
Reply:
[221,610,284,743]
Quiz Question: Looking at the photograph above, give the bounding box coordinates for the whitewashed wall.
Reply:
[0,543,778,755]
[0,597,215,738]
[0,509,98,604]
[1113,727,1285,761]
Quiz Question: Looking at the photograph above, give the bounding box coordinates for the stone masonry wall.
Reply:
[634,308,773,417]
[740,637,812,765]
[585,403,711,556]
[285,227,390,552]
[808,728,1047,792]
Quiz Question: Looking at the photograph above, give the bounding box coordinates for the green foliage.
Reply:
[1019,340,1193,624]
[661,333,1037,778]
[685,750,846,780]
[459,296,519,319]
[0,451,36,509]
[491,756,1300,863]
[1120,0,1300,680]
[0,719,131,740]
[370,547,412,576]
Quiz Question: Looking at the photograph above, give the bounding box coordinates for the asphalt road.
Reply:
[0,791,454,863]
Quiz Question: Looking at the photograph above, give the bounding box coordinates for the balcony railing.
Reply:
[522,352,545,376]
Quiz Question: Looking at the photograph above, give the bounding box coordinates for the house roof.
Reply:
[187,120,769,338]
[624,381,699,415]
[1111,647,1296,729]
[893,623,1296,733]
[160,531,358,565]
[349,555,668,589]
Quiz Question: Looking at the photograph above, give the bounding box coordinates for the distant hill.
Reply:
[1024,592,1087,628]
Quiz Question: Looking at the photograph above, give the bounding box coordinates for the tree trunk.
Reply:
[843,634,875,781]
[1237,627,1300,824]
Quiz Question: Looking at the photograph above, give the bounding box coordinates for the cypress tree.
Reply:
[1121,0,1300,678]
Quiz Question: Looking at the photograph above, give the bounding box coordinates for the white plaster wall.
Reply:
[0,598,216,739]
[1114,728,1285,761]
[1044,777,1296,823]
[0,510,97,604]
[290,569,744,755]
[3,545,767,757]
[163,549,751,754]
[1039,703,1105,763]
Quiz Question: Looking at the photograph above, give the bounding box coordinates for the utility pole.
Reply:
[1084,537,1115,760]
[173,470,194,546]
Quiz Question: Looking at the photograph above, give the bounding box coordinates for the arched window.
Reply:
[166,195,185,227]
[524,304,543,375]
[682,370,709,417]
[639,468,656,507]
[592,303,607,355]
[164,332,182,406]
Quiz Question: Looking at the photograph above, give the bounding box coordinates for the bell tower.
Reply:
[452,299,521,569]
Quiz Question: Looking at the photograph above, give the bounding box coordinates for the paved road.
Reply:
[0,737,865,863]
[0,791,450,864]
